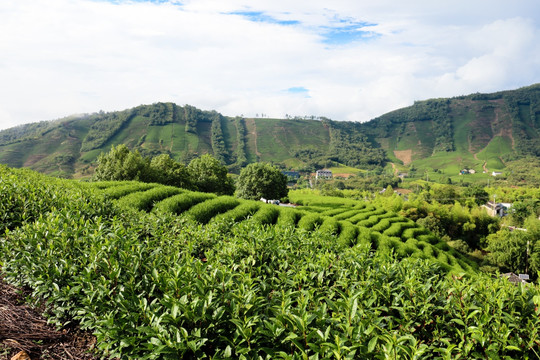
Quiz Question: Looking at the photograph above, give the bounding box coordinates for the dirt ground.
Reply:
[393,149,412,165]
[0,278,99,360]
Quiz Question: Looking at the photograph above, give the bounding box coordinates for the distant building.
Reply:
[502,272,529,284]
[482,201,511,217]
[398,172,408,179]
[316,169,332,179]
[492,171,503,176]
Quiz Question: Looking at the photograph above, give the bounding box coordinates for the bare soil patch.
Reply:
[393,149,412,165]
[0,278,99,360]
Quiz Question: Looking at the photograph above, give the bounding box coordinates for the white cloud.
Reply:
[0,0,539,130]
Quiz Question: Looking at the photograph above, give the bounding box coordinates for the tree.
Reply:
[235,162,288,201]
[149,154,192,189]
[487,217,540,276]
[187,154,234,195]
[93,144,150,181]
[463,185,489,206]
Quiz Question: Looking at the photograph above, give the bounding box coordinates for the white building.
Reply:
[316,169,332,179]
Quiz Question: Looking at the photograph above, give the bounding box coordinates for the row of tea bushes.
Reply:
[88,181,477,273]
[1,175,539,359]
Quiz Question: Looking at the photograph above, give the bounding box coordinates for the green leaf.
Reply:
[368,336,378,352]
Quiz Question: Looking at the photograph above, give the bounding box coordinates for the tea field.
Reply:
[1,165,540,359]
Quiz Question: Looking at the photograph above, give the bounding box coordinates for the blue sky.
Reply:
[0,0,539,130]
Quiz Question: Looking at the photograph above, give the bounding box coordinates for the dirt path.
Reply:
[245,118,261,157]
[0,278,100,360]
[390,162,398,176]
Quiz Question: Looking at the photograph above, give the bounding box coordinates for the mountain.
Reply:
[0,84,539,178]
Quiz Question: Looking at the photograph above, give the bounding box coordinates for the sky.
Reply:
[1,0,540,130]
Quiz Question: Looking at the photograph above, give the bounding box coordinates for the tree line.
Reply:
[93,144,288,201]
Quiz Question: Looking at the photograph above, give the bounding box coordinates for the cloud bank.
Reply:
[0,0,539,130]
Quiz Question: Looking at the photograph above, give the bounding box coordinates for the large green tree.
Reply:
[235,162,288,201]
[149,154,192,189]
[93,144,150,182]
[187,154,234,195]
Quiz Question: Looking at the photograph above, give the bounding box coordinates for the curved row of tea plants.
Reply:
[88,181,476,273]
[1,166,539,359]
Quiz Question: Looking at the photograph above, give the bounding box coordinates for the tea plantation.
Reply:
[1,165,539,359]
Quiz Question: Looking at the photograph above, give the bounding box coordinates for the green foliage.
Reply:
[250,205,280,225]
[319,217,341,235]
[152,191,216,215]
[2,84,539,183]
[81,109,135,151]
[183,104,200,134]
[116,186,182,212]
[463,184,489,206]
[8,166,540,359]
[93,144,151,182]
[486,218,540,276]
[212,201,260,223]
[324,119,387,168]
[0,165,114,233]
[100,182,156,199]
[276,207,303,227]
[188,154,235,195]
[138,102,175,125]
[234,117,248,167]
[338,221,359,246]
[505,157,540,187]
[235,162,288,201]
[184,196,240,224]
[210,111,229,164]
[297,213,324,231]
[149,154,192,189]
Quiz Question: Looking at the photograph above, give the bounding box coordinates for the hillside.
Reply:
[0,84,539,178]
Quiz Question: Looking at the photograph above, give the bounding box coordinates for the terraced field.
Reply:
[87,181,477,273]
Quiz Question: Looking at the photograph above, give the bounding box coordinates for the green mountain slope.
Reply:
[365,84,540,175]
[0,84,539,178]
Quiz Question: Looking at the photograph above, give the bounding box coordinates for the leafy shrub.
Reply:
[184,196,240,224]
[116,186,182,212]
[152,191,216,215]
[276,208,303,227]
[417,234,440,245]
[337,221,359,246]
[402,227,429,239]
[319,217,341,235]
[102,182,156,199]
[212,201,260,223]
[332,209,363,221]
[371,219,391,233]
[0,165,115,233]
[297,213,324,231]
[250,205,280,225]
[6,167,529,360]
[356,215,380,228]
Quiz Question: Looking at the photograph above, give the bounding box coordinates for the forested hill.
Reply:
[0,84,539,178]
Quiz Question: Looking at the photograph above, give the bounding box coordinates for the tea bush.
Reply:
[211,201,261,223]
[184,196,240,224]
[152,191,216,215]
[101,182,156,199]
[297,213,324,231]
[276,207,303,227]
[250,204,280,225]
[1,167,539,359]
[116,185,182,212]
